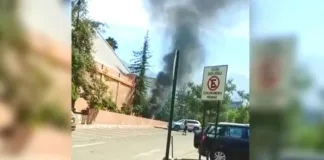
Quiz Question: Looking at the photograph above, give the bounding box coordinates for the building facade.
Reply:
[75,31,135,111]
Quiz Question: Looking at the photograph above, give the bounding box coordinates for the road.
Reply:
[72,127,200,160]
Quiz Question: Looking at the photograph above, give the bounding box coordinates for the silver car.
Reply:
[172,119,201,132]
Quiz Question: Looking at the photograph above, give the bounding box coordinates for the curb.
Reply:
[76,124,155,129]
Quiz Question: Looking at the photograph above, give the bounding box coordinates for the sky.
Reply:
[252,0,324,109]
[86,0,323,108]
[87,0,250,93]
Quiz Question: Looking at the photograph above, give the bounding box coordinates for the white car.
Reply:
[171,119,201,132]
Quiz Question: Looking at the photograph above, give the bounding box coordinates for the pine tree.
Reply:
[129,31,151,116]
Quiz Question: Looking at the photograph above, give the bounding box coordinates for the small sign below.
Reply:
[201,65,228,101]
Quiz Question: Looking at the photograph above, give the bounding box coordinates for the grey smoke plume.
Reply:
[146,0,243,117]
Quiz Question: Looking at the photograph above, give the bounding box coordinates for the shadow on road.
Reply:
[154,126,168,130]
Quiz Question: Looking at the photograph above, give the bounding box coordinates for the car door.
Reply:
[187,120,196,131]
[240,127,249,160]
[222,126,246,159]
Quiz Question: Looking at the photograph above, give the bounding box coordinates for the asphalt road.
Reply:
[72,127,200,160]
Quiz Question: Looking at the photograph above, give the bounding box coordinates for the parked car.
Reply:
[172,119,201,132]
[193,123,214,149]
[195,122,249,160]
[71,111,76,131]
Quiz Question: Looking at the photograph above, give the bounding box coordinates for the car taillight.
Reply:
[202,134,206,141]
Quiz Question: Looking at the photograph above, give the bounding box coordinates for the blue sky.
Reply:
[86,0,323,108]
[252,0,324,109]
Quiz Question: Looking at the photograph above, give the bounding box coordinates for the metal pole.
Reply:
[171,136,174,158]
[165,50,180,160]
[214,101,221,138]
[199,101,207,160]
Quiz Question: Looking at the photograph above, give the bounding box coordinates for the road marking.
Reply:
[72,142,106,148]
[132,149,161,159]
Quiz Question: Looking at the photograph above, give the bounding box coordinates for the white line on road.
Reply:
[132,149,161,159]
[72,142,106,148]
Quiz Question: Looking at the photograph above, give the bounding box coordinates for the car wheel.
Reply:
[209,150,226,160]
[174,125,180,131]
[193,127,199,132]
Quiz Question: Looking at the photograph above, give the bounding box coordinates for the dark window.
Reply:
[187,120,199,124]
[246,128,250,139]
[225,126,244,138]
[206,125,227,137]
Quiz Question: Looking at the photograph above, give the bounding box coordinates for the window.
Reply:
[188,120,199,124]
[177,120,184,123]
[207,126,226,137]
[226,127,244,138]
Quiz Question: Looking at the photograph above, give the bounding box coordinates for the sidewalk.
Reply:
[174,150,204,160]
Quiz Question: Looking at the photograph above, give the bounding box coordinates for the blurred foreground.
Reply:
[0,0,71,159]
[250,0,324,159]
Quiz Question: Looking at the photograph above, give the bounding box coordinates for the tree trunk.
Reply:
[71,99,76,112]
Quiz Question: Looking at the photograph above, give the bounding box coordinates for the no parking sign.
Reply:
[201,65,228,101]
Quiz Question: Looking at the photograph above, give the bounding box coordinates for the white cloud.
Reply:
[88,0,151,28]
[88,0,249,39]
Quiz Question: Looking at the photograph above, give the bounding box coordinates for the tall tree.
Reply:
[129,31,151,116]
[71,0,106,111]
[106,37,118,51]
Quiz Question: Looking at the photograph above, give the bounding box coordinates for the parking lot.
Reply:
[72,126,200,160]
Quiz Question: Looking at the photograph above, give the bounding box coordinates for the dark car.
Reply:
[193,123,214,148]
[196,122,249,160]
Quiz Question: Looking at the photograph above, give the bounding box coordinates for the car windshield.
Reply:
[177,119,184,123]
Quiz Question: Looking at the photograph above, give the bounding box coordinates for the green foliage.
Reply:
[101,97,117,112]
[159,78,248,124]
[106,37,118,50]
[84,78,109,109]
[72,82,79,102]
[227,107,249,123]
[71,0,116,112]
[120,104,132,115]
[129,31,151,116]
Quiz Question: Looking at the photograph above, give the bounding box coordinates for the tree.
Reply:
[83,78,109,109]
[166,78,239,123]
[105,37,118,50]
[72,82,79,112]
[71,0,106,111]
[129,31,151,116]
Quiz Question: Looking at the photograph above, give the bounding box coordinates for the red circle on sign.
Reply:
[257,57,280,89]
[207,76,220,91]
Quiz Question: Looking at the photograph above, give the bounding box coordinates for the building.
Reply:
[229,101,243,109]
[76,31,135,111]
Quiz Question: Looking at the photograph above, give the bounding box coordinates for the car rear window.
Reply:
[187,120,199,124]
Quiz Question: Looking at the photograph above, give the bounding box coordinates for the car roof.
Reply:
[186,119,200,122]
[207,122,249,127]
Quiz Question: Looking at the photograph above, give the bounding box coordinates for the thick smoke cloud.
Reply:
[146,0,242,117]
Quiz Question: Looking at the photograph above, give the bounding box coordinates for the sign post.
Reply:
[199,65,228,160]
[164,50,180,160]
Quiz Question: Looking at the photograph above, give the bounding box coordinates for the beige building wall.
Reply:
[76,31,135,111]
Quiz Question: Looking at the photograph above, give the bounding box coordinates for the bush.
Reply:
[120,103,132,115]
[102,97,117,112]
